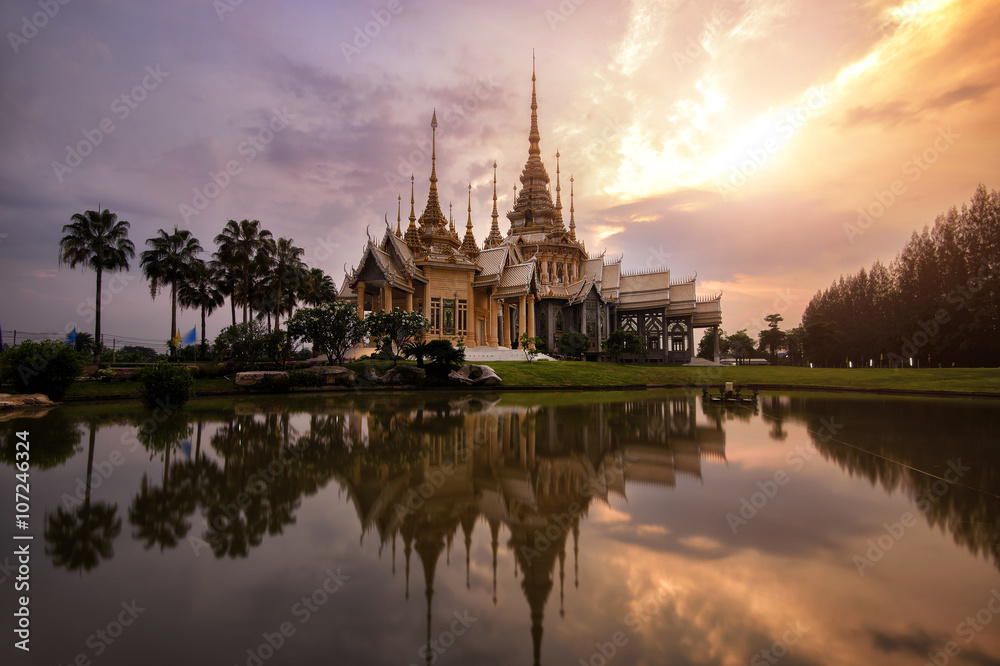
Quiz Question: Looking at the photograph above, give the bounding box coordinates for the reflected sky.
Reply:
[1,391,998,665]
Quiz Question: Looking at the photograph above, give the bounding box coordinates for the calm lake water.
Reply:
[1,390,999,666]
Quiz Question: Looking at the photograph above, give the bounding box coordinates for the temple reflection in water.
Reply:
[334,394,726,665]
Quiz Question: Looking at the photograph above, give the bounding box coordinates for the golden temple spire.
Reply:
[418,110,448,231]
[461,183,480,257]
[410,175,416,223]
[430,109,438,188]
[529,51,540,158]
[449,202,456,236]
[396,195,402,237]
[555,150,564,227]
[569,175,577,241]
[405,175,420,247]
[483,161,504,249]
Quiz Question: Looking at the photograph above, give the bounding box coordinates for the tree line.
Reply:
[694,185,999,367]
[802,185,998,367]
[58,211,340,362]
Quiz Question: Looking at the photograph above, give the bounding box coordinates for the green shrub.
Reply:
[135,363,194,408]
[214,321,266,364]
[188,362,228,379]
[0,340,85,400]
[557,331,590,359]
[288,370,325,388]
[256,373,291,392]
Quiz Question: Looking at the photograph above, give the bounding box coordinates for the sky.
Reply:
[1,0,998,350]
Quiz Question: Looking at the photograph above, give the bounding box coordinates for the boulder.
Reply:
[381,365,426,385]
[303,365,358,385]
[448,364,502,386]
[235,371,290,387]
[0,393,57,410]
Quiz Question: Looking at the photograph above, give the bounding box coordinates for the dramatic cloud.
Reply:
[1,0,997,346]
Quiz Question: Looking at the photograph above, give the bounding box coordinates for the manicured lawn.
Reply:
[7,362,998,402]
[62,377,234,400]
[479,361,1000,393]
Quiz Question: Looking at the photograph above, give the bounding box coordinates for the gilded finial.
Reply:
[555,150,563,213]
[410,175,416,222]
[396,195,402,237]
[430,109,438,188]
[570,174,576,241]
[529,53,540,157]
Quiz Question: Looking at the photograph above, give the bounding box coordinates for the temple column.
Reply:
[467,275,476,345]
[383,284,393,312]
[547,307,555,350]
[356,281,366,318]
[487,292,498,347]
[423,285,431,330]
[406,291,413,312]
[712,325,720,363]
[687,317,695,358]
[527,297,535,340]
[502,302,511,347]
[540,259,548,284]
[518,295,526,345]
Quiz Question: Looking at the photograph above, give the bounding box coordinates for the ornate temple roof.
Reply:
[494,258,537,298]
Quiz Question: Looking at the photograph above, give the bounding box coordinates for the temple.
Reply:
[340,62,723,362]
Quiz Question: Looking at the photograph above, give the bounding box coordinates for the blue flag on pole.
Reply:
[66,327,76,346]
[182,327,197,346]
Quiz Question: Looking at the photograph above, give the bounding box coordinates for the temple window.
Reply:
[443,299,456,335]
[431,298,442,333]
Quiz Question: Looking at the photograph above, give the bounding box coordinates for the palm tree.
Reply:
[300,267,338,306]
[270,237,305,330]
[213,258,240,326]
[58,208,135,364]
[140,227,203,356]
[70,331,95,356]
[178,259,226,356]
[213,219,274,324]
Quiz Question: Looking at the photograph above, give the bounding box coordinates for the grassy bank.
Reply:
[8,361,998,402]
[479,362,1000,394]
